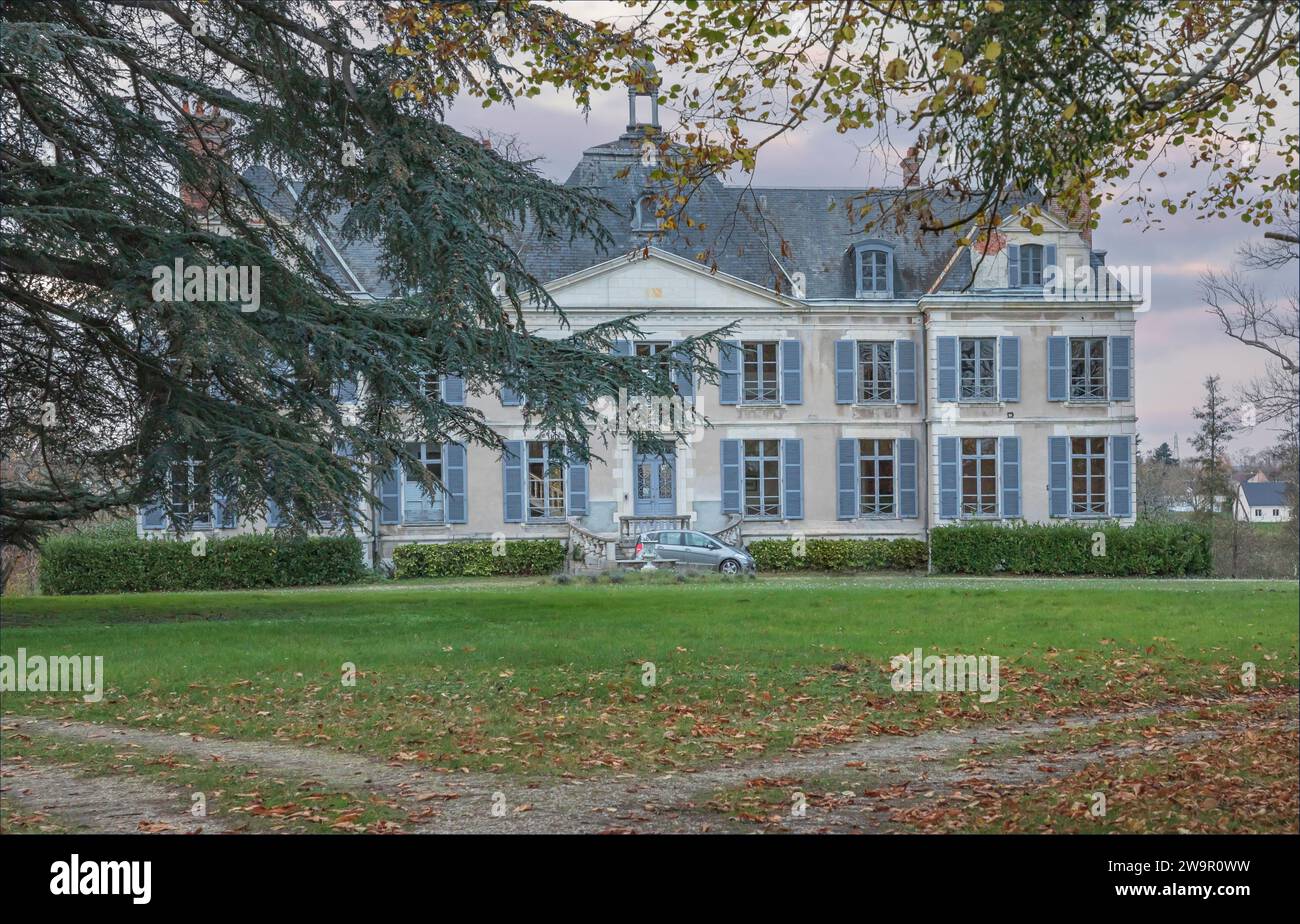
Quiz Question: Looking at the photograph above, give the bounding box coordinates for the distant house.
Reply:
[1236,481,1294,523]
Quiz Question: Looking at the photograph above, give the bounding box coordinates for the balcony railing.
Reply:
[618,514,691,539]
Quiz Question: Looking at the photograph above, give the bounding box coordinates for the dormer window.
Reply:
[853,241,894,298]
[633,194,659,232]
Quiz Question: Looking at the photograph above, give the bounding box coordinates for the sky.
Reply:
[446,3,1297,457]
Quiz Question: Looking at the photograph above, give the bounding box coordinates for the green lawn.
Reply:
[2,576,1296,776]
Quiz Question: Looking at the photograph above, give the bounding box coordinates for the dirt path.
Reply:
[4,694,1286,834]
[1,759,236,834]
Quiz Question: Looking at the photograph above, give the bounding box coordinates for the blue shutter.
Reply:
[567,461,589,517]
[1007,244,1020,287]
[266,498,282,528]
[835,340,856,404]
[1049,436,1069,517]
[937,336,958,402]
[780,340,802,404]
[999,336,1020,402]
[379,461,401,525]
[611,340,633,356]
[502,441,524,522]
[1000,436,1021,519]
[898,437,918,518]
[837,438,857,519]
[500,384,521,406]
[718,341,741,405]
[1043,244,1057,286]
[333,379,359,404]
[1047,336,1069,401]
[141,502,166,530]
[1110,436,1132,517]
[720,439,741,514]
[895,339,917,404]
[442,375,465,405]
[1109,336,1132,401]
[445,442,467,523]
[214,493,236,529]
[938,436,959,519]
[782,438,803,519]
[670,340,694,399]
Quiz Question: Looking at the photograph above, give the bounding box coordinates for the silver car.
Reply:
[634,529,756,574]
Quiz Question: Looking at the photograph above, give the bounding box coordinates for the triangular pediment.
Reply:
[543,247,795,310]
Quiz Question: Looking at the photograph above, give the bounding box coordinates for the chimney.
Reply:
[177,99,231,214]
[901,146,921,187]
[1076,180,1094,247]
[1056,174,1094,247]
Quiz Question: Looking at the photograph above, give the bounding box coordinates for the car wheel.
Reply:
[719,558,740,575]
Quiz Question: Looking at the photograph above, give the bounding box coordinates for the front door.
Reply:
[633,450,676,516]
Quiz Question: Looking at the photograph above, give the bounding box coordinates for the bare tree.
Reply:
[1202,198,1299,445]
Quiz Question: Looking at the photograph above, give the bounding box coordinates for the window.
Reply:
[742,342,780,403]
[417,373,449,400]
[858,342,894,402]
[857,439,895,516]
[1019,243,1045,286]
[1256,509,1263,516]
[960,438,998,517]
[853,242,893,297]
[684,532,718,550]
[959,338,997,401]
[402,442,445,524]
[526,440,567,520]
[860,250,888,292]
[1069,338,1107,400]
[635,340,673,380]
[1273,509,1280,516]
[633,194,659,232]
[742,439,782,517]
[1070,437,1107,516]
[169,458,212,529]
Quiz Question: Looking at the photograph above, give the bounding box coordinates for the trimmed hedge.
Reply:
[930,521,1211,576]
[748,537,929,573]
[393,539,565,578]
[39,534,366,595]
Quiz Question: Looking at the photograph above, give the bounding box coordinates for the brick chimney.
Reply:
[176,99,231,214]
[901,146,921,187]
[1056,174,1094,247]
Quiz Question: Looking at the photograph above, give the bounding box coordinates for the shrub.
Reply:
[748,537,929,573]
[39,534,365,595]
[929,521,1211,576]
[392,539,565,579]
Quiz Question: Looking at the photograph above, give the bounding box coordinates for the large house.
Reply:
[141,93,1141,568]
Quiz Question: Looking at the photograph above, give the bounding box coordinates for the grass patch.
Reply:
[2,576,1296,778]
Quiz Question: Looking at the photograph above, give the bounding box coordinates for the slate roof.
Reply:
[244,132,1074,302]
[508,132,1026,299]
[1241,481,1293,507]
